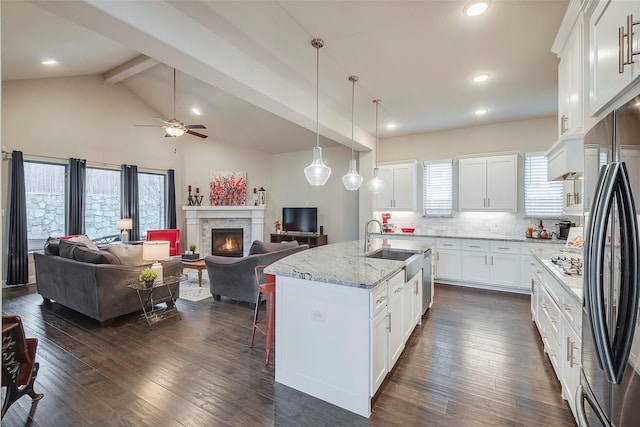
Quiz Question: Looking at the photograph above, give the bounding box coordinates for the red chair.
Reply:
[251,265,276,365]
[2,315,44,419]
[146,229,180,256]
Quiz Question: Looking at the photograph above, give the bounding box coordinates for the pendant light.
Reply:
[367,99,386,194]
[342,75,364,191]
[304,38,332,186]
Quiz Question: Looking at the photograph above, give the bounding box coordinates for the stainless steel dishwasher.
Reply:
[422,249,433,314]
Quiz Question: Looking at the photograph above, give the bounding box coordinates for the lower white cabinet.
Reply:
[434,239,462,281]
[388,273,405,369]
[530,256,582,419]
[459,240,520,290]
[370,307,388,395]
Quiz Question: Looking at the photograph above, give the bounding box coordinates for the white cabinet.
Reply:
[561,317,581,415]
[370,289,388,395]
[388,272,405,369]
[434,239,461,281]
[557,14,586,135]
[410,272,423,326]
[376,161,418,211]
[402,274,415,342]
[590,0,640,115]
[460,240,521,290]
[459,155,517,212]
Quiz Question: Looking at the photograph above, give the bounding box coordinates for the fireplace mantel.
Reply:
[183,206,265,257]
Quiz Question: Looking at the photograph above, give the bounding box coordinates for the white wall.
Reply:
[271,146,360,243]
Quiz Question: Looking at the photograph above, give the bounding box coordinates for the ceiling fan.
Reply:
[134,68,208,139]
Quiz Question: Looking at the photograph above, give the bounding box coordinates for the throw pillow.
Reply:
[249,240,299,255]
[59,239,87,259]
[107,244,146,266]
[73,246,120,264]
[44,237,60,256]
[68,235,99,251]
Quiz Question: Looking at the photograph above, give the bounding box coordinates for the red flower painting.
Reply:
[209,171,247,206]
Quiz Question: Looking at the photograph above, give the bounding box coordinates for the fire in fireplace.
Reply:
[211,228,243,257]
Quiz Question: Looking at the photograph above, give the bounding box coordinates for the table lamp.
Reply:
[116,218,133,243]
[142,240,170,281]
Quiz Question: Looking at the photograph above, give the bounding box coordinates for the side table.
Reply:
[127,276,183,330]
[181,259,206,287]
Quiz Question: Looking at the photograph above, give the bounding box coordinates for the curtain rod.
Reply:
[3,151,170,173]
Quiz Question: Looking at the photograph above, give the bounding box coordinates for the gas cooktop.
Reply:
[548,255,583,276]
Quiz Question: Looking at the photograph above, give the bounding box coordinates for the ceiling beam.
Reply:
[103,54,159,84]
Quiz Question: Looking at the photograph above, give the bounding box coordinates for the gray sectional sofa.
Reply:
[34,238,180,326]
[205,240,308,304]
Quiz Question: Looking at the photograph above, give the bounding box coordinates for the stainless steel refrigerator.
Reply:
[577,95,640,426]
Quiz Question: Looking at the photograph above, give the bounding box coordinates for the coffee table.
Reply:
[181,259,206,287]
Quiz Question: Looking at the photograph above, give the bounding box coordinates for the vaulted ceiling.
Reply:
[1,0,567,154]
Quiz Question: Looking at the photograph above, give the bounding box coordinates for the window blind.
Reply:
[423,160,453,216]
[524,153,564,217]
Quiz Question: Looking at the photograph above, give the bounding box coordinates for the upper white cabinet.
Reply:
[590,0,640,115]
[459,154,517,212]
[376,161,418,211]
[556,12,586,135]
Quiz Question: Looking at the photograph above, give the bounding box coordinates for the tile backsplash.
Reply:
[375,211,583,238]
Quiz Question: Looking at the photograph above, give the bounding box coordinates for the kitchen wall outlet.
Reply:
[311,309,325,322]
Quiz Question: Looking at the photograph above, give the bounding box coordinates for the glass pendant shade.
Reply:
[342,159,363,191]
[367,168,385,194]
[304,146,332,186]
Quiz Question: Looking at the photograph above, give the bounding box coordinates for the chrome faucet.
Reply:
[364,219,382,253]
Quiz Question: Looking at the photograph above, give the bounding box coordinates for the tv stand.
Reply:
[270,233,328,248]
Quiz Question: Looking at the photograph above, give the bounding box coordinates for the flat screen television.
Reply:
[282,207,318,234]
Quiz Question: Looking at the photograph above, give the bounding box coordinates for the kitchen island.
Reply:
[265,238,433,418]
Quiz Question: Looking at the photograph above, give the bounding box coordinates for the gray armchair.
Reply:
[205,241,308,304]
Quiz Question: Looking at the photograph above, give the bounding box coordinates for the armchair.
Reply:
[146,229,180,256]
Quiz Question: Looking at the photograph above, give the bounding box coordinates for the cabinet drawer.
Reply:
[490,241,520,253]
[559,294,582,333]
[371,283,388,318]
[541,292,561,344]
[461,239,489,252]
[436,239,460,250]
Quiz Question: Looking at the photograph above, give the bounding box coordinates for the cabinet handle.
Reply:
[566,192,572,207]
[483,198,486,208]
[414,281,419,295]
[394,286,403,294]
[497,247,510,250]
[487,198,490,208]
[560,114,568,134]
[566,336,571,362]
[619,14,640,73]
[491,255,494,265]
[442,243,453,247]
[388,313,392,332]
[485,255,488,264]
[469,245,480,248]
[376,296,386,304]
[562,303,572,311]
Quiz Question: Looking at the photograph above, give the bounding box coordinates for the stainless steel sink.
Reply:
[365,248,414,261]
[366,248,423,281]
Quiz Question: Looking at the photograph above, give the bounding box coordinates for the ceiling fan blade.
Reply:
[186,129,208,139]
[152,116,170,124]
[185,124,206,129]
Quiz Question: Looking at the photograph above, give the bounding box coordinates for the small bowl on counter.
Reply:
[400,227,415,233]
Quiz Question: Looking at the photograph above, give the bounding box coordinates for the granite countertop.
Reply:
[530,248,583,303]
[370,231,567,244]
[265,239,434,290]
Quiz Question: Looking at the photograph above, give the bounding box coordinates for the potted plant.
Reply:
[189,244,197,253]
[139,267,158,288]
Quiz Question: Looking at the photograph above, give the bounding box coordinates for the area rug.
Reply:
[179,271,212,302]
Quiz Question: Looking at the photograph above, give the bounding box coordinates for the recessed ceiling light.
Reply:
[41,59,57,65]
[472,73,490,83]
[192,107,201,115]
[386,123,397,129]
[475,109,488,115]
[464,0,490,17]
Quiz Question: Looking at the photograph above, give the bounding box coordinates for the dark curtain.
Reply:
[6,151,28,285]
[121,164,140,241]
[67,158,86,235]
[167,169,177,229]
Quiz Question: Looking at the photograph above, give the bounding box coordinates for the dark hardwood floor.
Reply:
[1,283,576,426]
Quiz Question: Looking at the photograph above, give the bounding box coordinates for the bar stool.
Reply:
[251,265,276,364]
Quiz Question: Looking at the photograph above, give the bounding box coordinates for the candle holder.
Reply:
[188,191,204,206]
[195,194,204,206]
[188,191,195,206]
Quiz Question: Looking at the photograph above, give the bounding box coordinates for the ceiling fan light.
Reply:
[165,127,185,137]
[342,159,363,191]
[304,146,332,186]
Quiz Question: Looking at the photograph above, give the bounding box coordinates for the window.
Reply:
[423,160,453,216]
[85,168,120,240]
[524,153,564,217]
[24,161,66,251]
[138,172,166,237]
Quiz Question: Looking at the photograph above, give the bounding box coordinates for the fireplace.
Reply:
[211,228,244,257]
